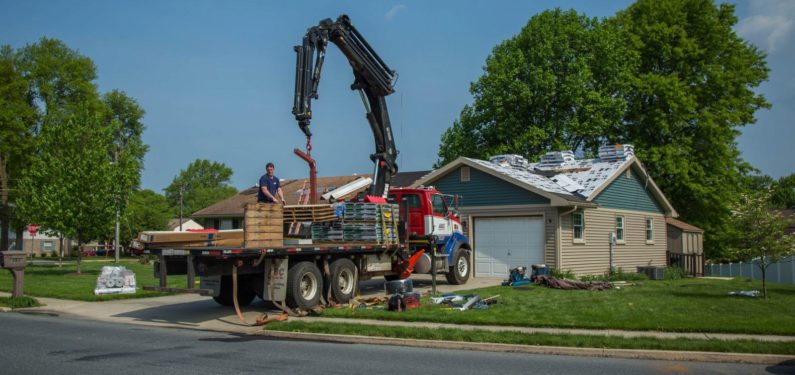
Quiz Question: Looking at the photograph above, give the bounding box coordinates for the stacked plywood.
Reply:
[138,230,244,248]
[244,203,284,248]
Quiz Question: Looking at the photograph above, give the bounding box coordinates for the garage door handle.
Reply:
[507,250,511,256]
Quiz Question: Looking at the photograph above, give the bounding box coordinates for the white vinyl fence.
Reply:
[705,256,795,285]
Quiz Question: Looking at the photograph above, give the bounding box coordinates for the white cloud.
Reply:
[736,0,795,53]
[384,5,407,21]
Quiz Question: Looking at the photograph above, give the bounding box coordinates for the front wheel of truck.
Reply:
[445,248,470,285]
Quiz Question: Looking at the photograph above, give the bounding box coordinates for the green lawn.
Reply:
[265,321,795,355]
[323,277,795,335]
[0,259,187,301]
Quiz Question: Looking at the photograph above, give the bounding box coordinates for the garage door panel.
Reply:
[474,216,544,277]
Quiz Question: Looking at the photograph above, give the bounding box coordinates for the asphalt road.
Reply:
[0,312,789,375]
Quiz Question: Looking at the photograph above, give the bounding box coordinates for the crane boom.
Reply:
[292,15,398,198]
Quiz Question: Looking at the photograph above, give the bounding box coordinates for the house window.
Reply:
[460,166,470,182]
[41,241,54,252]
[615,216,624,243]
[646,218,654,243]
[572,212,584,242]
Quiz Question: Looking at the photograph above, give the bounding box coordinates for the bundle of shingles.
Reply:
[533,275,612,291]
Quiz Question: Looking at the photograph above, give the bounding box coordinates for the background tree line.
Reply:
[436,0,793,261]
[0,38,237,263]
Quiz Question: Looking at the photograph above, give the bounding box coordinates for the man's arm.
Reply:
[261,186,277,202]
[277,187,286,204]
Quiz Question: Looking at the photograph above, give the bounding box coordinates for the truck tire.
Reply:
[445,248,470,285]
[286,261,323,310]
[212,275,256,307]
[329,259,357,304]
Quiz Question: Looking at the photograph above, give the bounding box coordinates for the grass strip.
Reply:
[0,296,41,308]
[0,259,186,301]
[322,279,795,335]
[266,321,795,355]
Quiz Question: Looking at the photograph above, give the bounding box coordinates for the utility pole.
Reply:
[179,185,185,231]
[114,150,120,263]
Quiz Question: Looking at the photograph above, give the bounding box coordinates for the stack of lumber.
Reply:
[283,204,337,223]
[244,203,284,248]
[138,230,244,248]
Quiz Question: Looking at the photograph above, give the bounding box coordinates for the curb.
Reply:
[259,330,795,366]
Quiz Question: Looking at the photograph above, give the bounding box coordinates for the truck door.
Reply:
[425,194,453,237]
[401,193,424,236]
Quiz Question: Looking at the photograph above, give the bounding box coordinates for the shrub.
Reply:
[665,266,686,280]
[580,267,647,282]
[0,296,41,308]
[550,268,576,279]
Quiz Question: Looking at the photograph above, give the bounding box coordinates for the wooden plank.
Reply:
[244,217,283,226]
[244,225,283,234]
[245,203,283,212]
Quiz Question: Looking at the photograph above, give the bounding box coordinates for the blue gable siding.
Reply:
[431,167,549,206]
[594,168,663,213]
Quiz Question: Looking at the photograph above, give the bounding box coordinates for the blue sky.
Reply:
[2,0,792,192]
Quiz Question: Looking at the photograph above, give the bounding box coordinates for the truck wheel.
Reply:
[212,275,256,307]
[445,248,470,285]
[329,259,357,304]
[286,261,323,310]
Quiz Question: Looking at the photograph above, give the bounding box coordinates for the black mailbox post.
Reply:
[1,251,26,297]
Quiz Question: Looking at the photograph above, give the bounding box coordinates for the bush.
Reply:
[580,267,648,282]
[0,296,41,308]
[665,266,686,280]
[550,268,576,279]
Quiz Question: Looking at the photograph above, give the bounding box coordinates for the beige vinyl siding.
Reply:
[559,207,666,276]
[463,205,559,270]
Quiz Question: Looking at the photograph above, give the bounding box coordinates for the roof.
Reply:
[167,218,194,230]
[412,153,676,215]
[192,171,430,218]
[665,217,704,233]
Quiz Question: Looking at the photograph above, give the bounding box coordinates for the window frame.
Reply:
[572,212,585,243]
[615,216,625,244]
[645,218,654,244]
[430,194,447,215]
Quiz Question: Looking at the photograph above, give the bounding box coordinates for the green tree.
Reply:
[16,107,117,274]
[0,45,37,250]
[771,173,795,209]
[436,9,634,166]
[729,190,795,299]
[164,159,237,218]
[121,189,171,246]
[102,90,148,251]
[613,0,770,258]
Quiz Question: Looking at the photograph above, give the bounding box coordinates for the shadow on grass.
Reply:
[22,267,100,277]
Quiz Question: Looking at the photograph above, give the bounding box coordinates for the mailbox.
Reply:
[1,251,26,270]
[1,251,26,297]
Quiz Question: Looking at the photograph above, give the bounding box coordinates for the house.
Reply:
[167,218,204,232]
[411,145,678,277]
[192,171,429,230]
[21,230,75,257]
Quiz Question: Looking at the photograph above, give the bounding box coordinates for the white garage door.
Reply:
[474,216,545,277]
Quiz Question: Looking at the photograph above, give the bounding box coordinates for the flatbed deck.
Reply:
[142,243,404,258]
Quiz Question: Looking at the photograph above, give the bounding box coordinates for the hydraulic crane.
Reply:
[292,14,398,198]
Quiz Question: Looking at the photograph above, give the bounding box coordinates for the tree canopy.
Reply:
[164,159,238,217]
[121,189,171,246]
[436,8,634,166]
[435,0,770,258]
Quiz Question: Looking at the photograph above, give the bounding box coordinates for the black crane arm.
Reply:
[292,15,398,198]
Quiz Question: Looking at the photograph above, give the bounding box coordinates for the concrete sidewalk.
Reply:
[2,275,794,365]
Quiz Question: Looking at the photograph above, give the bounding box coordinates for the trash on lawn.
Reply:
[387,292,421,312]
[347,296,388,310]
[94,266,136,295]
[501,266,532,286]
[729,290,760,298]
[430,294,465,304]
[534,275,612,291]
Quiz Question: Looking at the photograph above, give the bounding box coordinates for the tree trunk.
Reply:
[0,156,9,251]
[14,226,23,250]
[761,265,768,300]
[58,236,64,268]
[76,240,83,275]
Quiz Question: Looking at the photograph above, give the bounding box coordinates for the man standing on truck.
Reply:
[258,162,285,204]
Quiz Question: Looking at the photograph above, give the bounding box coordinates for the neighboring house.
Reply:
[167,218,204,232]
[411,145,678,277]
[21,230,75,257]
[781,209,795,235]
[193,171,429,230]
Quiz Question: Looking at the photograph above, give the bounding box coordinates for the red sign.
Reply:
[27,223,39,237]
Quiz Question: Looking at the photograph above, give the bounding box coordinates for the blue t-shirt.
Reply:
[258,174,280,203]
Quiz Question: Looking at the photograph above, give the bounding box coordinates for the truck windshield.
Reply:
[431,194,447,215]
